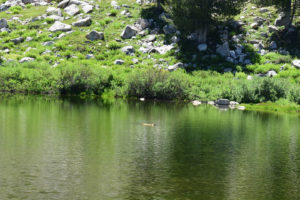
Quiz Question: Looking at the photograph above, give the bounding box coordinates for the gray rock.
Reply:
[253,16,266,25]
[0,4,10,12]
[230,101,239,106]
[250,22,259,29]
[72,17,92,26]
[192,100,201,106]
[11,37,24,44]
[86,54,94,59]
[269,41,277,50]
[0,19,8,29]
[26,37,33,42]
[42,49,52,55]
[64,4,80,16]
[268,25,278,33]
[121,25,138,39]
[266,70,277,77]
[168,62,183,71]
[151,44,174,55]
[171,36,180,43]
[215,99,230,105]
[82,4,93,13]
[22,0,34,4]
[121,46,135,55]
[132,58,139,64]
[114,59,124,65]
[216,42,230,57]
[163,24,176,35]
[19,57,35,63]
[260,8,269,13]
[46,7,62,16]
[292,60,300,69]
[111,0,120,9]
[136,18,152,30]
[145,34,156,42]
[254,43,264,50]
[86,30,104,41]
[49,21,72,32]
[275,13,290,27]
[58,0,70,8]
[47,15,64,21]
[197,43,207,52]
[43,41,54,46]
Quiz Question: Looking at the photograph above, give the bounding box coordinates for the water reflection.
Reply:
[0,96,299,200]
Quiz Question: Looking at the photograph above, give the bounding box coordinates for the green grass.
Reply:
[243,99,300,114]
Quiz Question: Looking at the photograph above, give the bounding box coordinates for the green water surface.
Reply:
[0,96,299,200]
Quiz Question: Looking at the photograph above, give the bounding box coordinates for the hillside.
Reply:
[0,0,300,105]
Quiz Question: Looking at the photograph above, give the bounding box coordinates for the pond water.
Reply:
[0,96,300,200]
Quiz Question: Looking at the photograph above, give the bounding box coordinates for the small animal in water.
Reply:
[142,123,155,127]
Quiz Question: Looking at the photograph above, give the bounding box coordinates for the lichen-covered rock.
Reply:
[82,4,93,13]
[86,30,104,41]
[49,21,72,32]
[121,25,138,39]
[64,4,80,16]
[72,17,92,27]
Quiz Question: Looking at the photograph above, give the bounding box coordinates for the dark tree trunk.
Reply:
[289,0,298,27]
[157,0,164,10]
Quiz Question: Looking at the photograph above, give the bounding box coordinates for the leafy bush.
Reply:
[9,6,22,14]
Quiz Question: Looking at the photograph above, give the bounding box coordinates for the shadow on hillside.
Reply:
[140,6,263,74]
[140,5,300,74]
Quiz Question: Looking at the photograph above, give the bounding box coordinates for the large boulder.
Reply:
[163,24,176,35]
[58,0,70,8]
[11,37,24,44]
[215,99,230,105]
[22,0,34,4]
[49,21,72,32]
[216,42,230,57]
[82,4,93,13]
[64,4,80,16]
[168,62,183,71]
[275,13,290,27]
[136,18,152,30]
[72,17,92,26]
[292,60,300,69]
[0,19,8,29]
[121,46,135,55]
[121,25,138,39]
[86,30,104,41]
[0,4,10,12]
[19,57,35,63]
[46,7,62,16]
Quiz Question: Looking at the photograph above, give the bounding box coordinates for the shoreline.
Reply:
[1,92,299,115]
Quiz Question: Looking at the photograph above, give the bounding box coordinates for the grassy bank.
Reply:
[243,99,300,114]
[0,61,300,105]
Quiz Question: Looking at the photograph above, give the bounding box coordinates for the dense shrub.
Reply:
[0,62,299,104]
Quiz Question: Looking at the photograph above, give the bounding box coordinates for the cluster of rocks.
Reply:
[192,99,246,110]
[0,0,48,12]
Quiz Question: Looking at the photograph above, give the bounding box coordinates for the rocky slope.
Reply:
[0,0,299,80]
